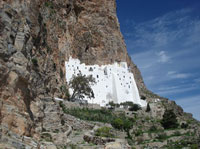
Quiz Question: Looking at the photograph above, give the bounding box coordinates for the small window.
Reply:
[77,66,79,69]
[89,67,93,71]
[97,75,99,78]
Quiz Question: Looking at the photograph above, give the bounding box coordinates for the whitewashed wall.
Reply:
[65,57,146,107]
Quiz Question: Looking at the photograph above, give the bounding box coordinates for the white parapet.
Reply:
[65,57,147,107]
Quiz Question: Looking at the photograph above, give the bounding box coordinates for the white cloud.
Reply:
[157,51,170,63]
[128,8,200,120]
[167,71,192,79]
[156,85,197,95]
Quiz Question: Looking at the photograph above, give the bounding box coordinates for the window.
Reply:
[97,75,99,78]
[89,67,93,71]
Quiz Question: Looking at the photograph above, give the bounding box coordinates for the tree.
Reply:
[69,73,96,101]
[111,118,124,130]
[161,109,179,129]
[146,102,151,112]
[129,104,141,111]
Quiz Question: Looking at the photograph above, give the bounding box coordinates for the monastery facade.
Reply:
[65,57,147,107]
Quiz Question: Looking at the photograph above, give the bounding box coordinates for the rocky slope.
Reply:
[0,0,199,148]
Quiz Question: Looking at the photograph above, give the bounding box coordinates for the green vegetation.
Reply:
[161,109,179,129]
[156,133,168,141]
[111,118,123,130]
[59,102,134,134]
[129,104,141,111]
[181,122,188,129]
[60,103,114,123]
[69,73,96,101]
[32,58,38,67]
[173,131,181,136]
[148,125,159,133]
[95,127,114,138]
[69,144,77,149]
[107,101,116,109]
[140,95,146,100]
[163,140,199,149]
[44,1,54,9]
[134,129,143,136]
[120,101,141,111]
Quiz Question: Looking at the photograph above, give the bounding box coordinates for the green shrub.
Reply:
[59,104,134,136]
[173,131,181,136]
[44,1,54,9]
[181,122,188,129]
[191,144,198,149]
[120,101,134,108]
[128,104,141,111]
[95,127,114,138]
[161,109,179,129]
[107,101,116,109]
[156,133,168,141]
[140,95,146,100]
[135,129,143,136]
[149,125,157,132]
[32,58,38,67]
[111,118,124,130]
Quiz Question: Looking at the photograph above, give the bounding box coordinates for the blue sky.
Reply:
[116,0,200,120]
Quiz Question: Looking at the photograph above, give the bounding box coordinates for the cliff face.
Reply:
[0,0,145,143]
[0,0,199,148]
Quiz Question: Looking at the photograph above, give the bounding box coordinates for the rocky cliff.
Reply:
[0,0,199,148]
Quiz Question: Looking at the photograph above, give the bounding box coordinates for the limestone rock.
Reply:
[0,0,199,148]
[105,142,130,149]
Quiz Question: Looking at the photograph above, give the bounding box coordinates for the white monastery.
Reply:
[65,57,147,107]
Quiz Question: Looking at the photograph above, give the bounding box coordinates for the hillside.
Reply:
[0,0,199,148]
